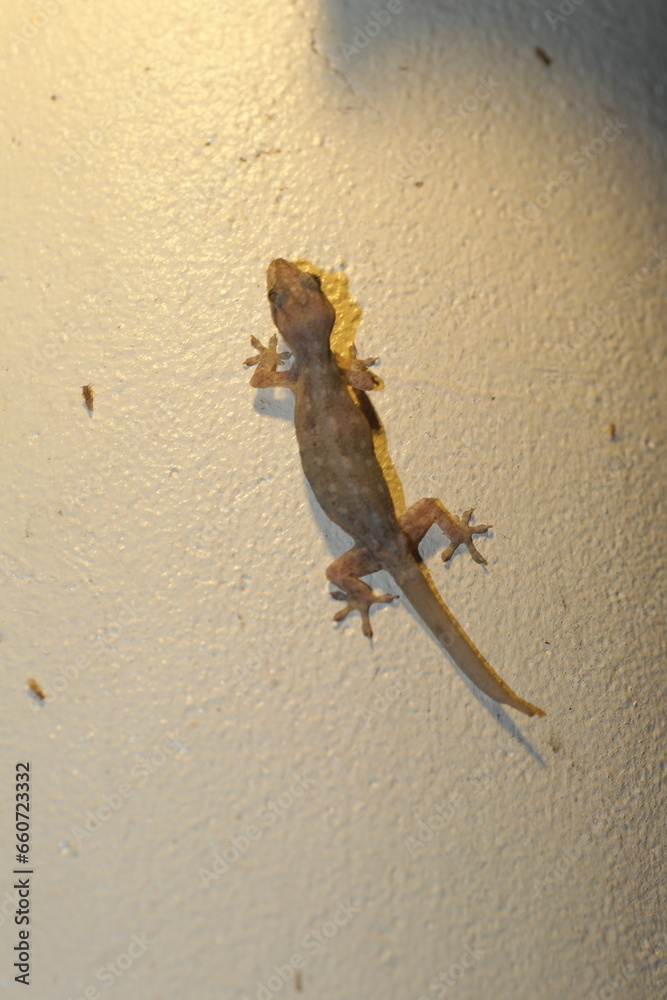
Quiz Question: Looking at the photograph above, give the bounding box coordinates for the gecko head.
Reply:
[266,258,335,353]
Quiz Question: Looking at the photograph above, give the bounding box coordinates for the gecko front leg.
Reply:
[244,335,295,389]
[334,344,382,392]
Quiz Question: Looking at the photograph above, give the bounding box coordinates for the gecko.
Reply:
[244,258,545,718]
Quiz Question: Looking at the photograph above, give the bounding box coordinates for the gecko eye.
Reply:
[308,273,322,290]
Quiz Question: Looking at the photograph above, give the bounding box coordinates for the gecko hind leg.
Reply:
[326,547,398,638]
[400,498,491,566]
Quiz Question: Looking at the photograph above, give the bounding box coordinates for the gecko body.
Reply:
[245,259,544,718]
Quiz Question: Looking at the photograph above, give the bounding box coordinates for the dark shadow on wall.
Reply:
[315,0,667,147]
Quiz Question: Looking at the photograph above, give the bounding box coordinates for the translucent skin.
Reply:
[244,258,545,718]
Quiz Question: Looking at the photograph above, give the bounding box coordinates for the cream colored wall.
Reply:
[1,1,666,998]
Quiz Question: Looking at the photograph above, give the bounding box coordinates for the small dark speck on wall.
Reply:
[534,47,552,66]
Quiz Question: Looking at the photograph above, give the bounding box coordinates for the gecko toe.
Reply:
[330,589,398,635]
[466,542,488,566]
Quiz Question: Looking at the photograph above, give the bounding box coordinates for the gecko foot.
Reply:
[330,589,398,638]
[440,508,492,565]
[243,334,291,368]
[333,344,382,392]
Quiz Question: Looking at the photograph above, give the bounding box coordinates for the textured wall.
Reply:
[1,1,666,998]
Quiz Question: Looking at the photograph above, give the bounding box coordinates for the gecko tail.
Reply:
[390,561,545,718]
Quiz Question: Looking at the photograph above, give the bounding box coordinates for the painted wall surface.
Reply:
[1,1,665,998]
